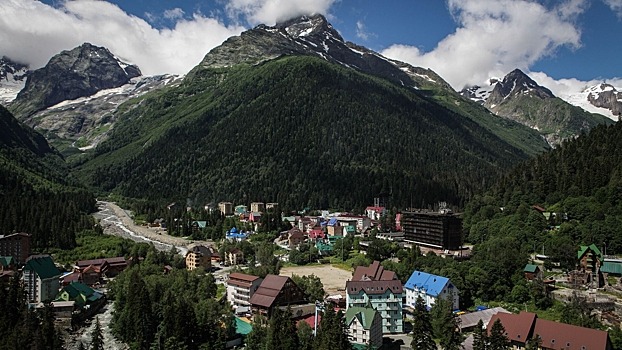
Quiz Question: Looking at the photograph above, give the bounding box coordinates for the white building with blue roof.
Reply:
[404,270,459,310]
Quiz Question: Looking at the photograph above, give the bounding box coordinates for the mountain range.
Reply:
[0,14,617,210]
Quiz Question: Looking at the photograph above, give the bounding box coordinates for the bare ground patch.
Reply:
[280,265,353,296]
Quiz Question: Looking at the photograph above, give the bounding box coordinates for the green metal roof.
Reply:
[316,242,333,252]
[524,264,539,273]
[69,282,95,297]
[601,261,622,275]
[235,317,253,335]
[578,244,603,261]
[24,256,61,279]
[345,226,356,233]
[345,307,379,330]
[0,256,14,267]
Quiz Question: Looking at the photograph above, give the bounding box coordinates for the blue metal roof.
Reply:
[328,218,338,226]
[404,270,451,297]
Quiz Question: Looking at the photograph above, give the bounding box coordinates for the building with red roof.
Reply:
[487,311,612,350]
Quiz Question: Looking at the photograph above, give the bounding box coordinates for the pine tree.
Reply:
[410,296,436,350]
[472,319,488,350]
[488,319,510,350]
[430,298,463,349]
[90,317,104,350]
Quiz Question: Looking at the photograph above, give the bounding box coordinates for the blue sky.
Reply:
[2,0,622,93]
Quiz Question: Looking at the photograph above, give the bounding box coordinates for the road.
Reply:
[93,200,214,256]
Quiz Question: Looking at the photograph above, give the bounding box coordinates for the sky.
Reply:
[1,0,621,95]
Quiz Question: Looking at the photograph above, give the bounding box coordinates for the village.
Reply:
[0,199,620,350]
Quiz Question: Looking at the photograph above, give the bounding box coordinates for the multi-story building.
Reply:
[185,244,212,271]
[22,255,61,304]
[346,261,403,334]
[401,210,463,250]
[227,273,263,314]
[250,202,265,213]
[0,232,31,264]
[404,270,459,310]
[345,307,383,348]
[249,274,307,316]
[218,202,233,216]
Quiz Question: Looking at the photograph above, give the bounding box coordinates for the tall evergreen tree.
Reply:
[488,319,510,350]
[245,315,268,350]
[90,317,104,350]
[472,319,488,350]
[314,304,352,350]
[430,297,463,349]
[410,296,436,350]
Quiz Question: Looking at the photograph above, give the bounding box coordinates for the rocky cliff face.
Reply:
[460,69,612,146]
[0,57,28,104]
[10,43,141,118]
[587,83,622,117]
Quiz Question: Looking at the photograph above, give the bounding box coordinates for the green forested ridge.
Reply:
[464,122,622,257]
[76,55,536,210]
[0,105,95,249]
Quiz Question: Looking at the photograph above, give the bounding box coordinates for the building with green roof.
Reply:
[524,264,542,280]
[0,256,14,269]
[345,306,383,349]
[55,281,103,307]
[22,255,61,304]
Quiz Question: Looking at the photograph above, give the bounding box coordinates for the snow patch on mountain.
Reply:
[558,83,621,121]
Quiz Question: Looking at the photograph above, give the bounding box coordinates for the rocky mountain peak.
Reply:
[10,42,141,117]
[486,68,554,105]
[274,14,343,41]
[586,82,622,117]
[0,56,28,82]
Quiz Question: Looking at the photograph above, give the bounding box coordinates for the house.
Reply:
[365,206,386,221]
[288,228,306,248]
[218,202,233,216]
[191,221,207,234]
[250,202,265,213]
[0,232,31,264]
[81,264,103,285]
[458,307,509,332]
[55,281,103,307]
[346,261,403,334]
[404,270,459,310]
[235,205,248,215]
[488,311,612,350]
[327,225,344,236]
[345,306,383,349]
[524,264,542,280]
[185,244,212,271]
[226,248,245,266]
[308,229,325,240]
[22,255,61,304]
[227,273,263,314]
[572,244,605,287]
[75,257,127,278]
[249,274,307,316]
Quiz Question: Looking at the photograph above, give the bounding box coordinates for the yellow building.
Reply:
[185,244,212,271]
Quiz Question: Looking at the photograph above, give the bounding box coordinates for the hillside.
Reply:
[0,104,95,249]
[75,55,534,210]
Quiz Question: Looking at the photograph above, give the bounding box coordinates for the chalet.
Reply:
[249,275,306,316]
[345,306,383,349]
[346,261,403,334]
[288,228,306,248]
[23,255,61,304]
[524,264,542,281]
[404,270,459,310]
[75,257,128,278]
[185,244,212,271]
[571,244,605,287]
[55,281,103,307]
[488,311,612,350]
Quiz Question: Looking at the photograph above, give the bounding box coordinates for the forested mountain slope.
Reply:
[0,105,94,249]
[75,55,532,210]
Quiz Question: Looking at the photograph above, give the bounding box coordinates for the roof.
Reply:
[533,317,610,350]
[601,261,622,274]
[0,256,14,267]
[24,255,61,279]
[297,313,321,329]
[458,307,509,329]
[228,272,261,285]
[487,311,537,343]
[187,244,212,257]
[327,218,338,226]
[404,270,454,297]
[288,228,305,239]
[250,275,290,308]
[193,221,207,228]
[365,206,385,212]
[352,260,397,281]
[524,264,539,273]
[578,244,603,261]
[346,279,403,296]
[345,307,380,330]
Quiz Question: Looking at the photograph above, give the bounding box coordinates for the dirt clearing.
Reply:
[280,265,353,296]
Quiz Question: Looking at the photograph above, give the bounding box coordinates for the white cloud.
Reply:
[356,20,375,41]
[381,0,587,90]
[529,71,622,96]
[225,0,337,26]
[0,0,245,75]
[163,8,185,20]
[604,0,622,17]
